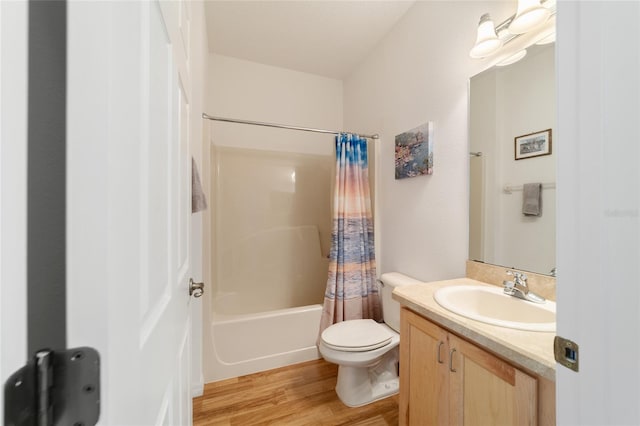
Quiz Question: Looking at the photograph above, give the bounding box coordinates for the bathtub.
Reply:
[207,304,323,382]
[205,147,331,382]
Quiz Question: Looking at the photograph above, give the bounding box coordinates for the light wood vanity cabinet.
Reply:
[399,307,538,425]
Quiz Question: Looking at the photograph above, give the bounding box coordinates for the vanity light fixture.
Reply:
[535,29,556,45]
[469,14,503,59]
[509,0,550,34]
[496,50,528,67]
[469,0,555,64]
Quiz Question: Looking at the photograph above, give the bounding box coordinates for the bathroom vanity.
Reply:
[393,271,556,425]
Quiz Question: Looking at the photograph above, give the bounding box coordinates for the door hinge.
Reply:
[4,347,100,426]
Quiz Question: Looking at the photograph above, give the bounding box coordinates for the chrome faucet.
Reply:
[503,270,546,303]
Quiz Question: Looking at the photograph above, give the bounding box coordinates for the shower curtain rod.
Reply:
[202,113,380,140]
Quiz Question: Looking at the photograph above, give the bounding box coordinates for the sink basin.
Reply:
[433,285,556,332]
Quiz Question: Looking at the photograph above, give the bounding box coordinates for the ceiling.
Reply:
[204,1,416,80]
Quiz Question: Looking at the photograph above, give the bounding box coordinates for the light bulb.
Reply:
[496,50,528,67]
[470,14,503,59]
[535,30,556,45]
[509,0,550,34]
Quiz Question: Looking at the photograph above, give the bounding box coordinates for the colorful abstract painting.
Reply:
[395,122,433,179]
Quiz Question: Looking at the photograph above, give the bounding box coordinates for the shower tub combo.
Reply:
[206,146,333,382]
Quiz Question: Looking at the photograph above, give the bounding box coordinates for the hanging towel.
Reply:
[192,157,208,213]
[522,183,542,216]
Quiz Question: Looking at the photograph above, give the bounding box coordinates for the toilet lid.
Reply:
[321,319,394,352]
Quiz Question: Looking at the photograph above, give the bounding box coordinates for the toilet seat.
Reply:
[321,319,394,352]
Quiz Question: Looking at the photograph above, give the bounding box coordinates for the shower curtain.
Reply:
[319,133,381,336]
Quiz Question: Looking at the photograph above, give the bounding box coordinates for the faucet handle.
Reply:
[503,280,519,297]
[506,270,527,284]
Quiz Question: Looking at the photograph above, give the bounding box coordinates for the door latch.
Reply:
[4,347,100,426]
[554,335,579,372]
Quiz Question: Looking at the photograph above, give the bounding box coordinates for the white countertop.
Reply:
[392,277,556,381]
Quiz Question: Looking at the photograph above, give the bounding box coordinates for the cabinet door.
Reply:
[448,334,537,426]
[400,308,450,425]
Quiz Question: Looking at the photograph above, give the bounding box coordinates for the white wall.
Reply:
[343,1,511,281]
[206,53,342,155]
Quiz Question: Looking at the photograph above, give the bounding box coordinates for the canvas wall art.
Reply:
[395,122,433,179]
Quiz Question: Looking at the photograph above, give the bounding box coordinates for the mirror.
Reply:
[469,43,556,276]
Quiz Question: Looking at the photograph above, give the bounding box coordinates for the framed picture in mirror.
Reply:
[515,128,552,160]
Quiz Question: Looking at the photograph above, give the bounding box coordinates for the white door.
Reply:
[0,1,29,423]
[557,1,640,424]
[66,1,194,424]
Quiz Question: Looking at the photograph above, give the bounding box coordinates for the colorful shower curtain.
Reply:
[319,133,381,336]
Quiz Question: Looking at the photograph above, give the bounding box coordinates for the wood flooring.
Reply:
[193,359,399,426]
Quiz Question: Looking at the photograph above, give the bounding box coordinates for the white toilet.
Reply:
[318,272,418,407]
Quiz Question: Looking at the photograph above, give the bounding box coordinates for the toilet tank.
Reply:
[380,272,424,333]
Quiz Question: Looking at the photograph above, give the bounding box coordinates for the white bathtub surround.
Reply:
[203,54,345,384]
[208,305,322,382]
